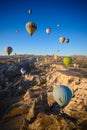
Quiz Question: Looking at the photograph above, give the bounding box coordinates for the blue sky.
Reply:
[0,0,87,56]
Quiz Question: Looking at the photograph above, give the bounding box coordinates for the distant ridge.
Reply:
[71,55,87,58]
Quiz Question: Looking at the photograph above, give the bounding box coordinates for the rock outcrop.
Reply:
[0,59,87,130]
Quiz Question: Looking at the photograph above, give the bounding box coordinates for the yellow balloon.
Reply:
[54,55,59,60]
[26,21,37,36]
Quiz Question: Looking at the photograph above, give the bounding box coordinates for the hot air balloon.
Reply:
[46,28,51,34]
[44,58,51,63]
[28,9,32,14]
[4,46,13,55]
[26,21,37,36]
[53,85,72,108]
[18,58,21,62]
[54,55,59,60]
[57,50,60,52]
[36,58,39,62]
[65,38,69,44]
[14,52,16,55]
[59,37,65,43]
[20,67,27,75]
[57,24,60,27]
[73,63,79,68]
[63,57,72,66]
[16,30,19,33]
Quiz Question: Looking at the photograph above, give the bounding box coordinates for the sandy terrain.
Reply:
[0,55,87,130]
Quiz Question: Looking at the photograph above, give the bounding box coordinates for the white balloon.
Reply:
[46,28,51,34]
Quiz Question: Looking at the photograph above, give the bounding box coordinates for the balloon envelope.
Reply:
[53,85,72,107]
[26,21,37,36]
[4,46,13,55]
[28,9,32,14]
[63,57,72,66]
[20,67,27,74]
[65,38,69,44]
[46,28,51,34]
[54,55,59,60]
[57,24,60,27]
[59,37,65,43]
[16,30,19,33]
[57,50,60,52]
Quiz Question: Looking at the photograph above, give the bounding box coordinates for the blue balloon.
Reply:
[53,85,72,107]
[20,67,27,74]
